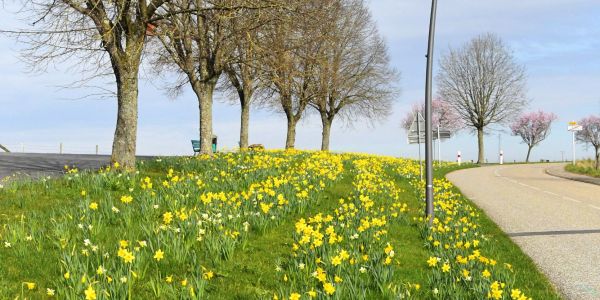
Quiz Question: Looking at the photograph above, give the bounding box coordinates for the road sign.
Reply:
[407,113,451,144]
[567,121,582,165]
[407,112,425,144]
[433,128,451,139]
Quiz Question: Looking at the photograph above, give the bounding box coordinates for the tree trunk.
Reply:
[194,81,216,155]
[239,92,250,149]
[285,117,296,149]
[525,145,533,163]
[476,127,484,164]
[111,67,139,169]
[320,114,332,151]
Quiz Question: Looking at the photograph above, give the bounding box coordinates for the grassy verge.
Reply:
[565,159,600,177]
[0,152,561,299]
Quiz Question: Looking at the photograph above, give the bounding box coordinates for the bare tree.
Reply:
[6,0,172,169]
[152,0,282,154]
[152,0,233,155]
[259,1,325,149]
[510,110,557,163]
[310,0,398,151]
[437,33,528,164]
[576,115,600,169]
[220,9,270,149]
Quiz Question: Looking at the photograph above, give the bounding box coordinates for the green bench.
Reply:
[191,136,217,155]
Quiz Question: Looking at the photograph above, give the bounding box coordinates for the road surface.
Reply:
[0,153,110,181]
[447,163,600,300]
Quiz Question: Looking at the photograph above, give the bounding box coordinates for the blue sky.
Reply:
[1,0,599,162]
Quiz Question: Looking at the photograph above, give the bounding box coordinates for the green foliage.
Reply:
[0,151,560,299]
[566,159,600,177]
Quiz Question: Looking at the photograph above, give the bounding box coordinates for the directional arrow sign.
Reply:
[407,113,452,144]
[407,112,425,144]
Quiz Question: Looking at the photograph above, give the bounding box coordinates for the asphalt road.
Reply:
[0,153,111,181]
[447,163,600,300]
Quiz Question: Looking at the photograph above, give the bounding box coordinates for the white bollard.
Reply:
[457,151,462,166]
[60,142,63,154]
[499,150,504,165]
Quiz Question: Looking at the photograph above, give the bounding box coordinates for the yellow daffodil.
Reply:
[153,249,164,261]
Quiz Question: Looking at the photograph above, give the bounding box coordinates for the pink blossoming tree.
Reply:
[401,99,463,133]
[510,110,557,163]
[576,115,600,169]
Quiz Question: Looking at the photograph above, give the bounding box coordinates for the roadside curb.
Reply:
[545,166,600,186]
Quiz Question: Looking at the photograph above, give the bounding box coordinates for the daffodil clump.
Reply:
[277,155,417,299]
[0,151,542,299]
[0,150,343,298]
[414,177,532,300]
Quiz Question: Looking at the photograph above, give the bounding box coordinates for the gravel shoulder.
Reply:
[447,163,600,300]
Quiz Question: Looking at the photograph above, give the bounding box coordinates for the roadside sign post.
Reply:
[408,113,451,179]
[408,112,425,180]
[568,121,583,165]
[437,125,441,167]
[457,151,461,165]
[499,150,504,165]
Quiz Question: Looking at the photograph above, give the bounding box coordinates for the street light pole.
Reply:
[425,0,438,225]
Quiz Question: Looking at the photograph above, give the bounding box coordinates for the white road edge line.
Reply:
[495,168,581,205]
[563,196,581,203]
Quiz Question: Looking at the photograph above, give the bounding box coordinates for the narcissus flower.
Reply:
[153,249,164,261]
[427,256,439,267]
[120,195,133,204]
[84,285,96,300]
[442,263,450,273]
[323,282,335,295]
[24,282,35,290]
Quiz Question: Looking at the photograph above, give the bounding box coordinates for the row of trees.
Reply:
[401,33,599,166]
[6,0,398,169]
[402,33,529,163]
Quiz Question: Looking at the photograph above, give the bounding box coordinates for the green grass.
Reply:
[565,159,600,177]
[0,153,562,299]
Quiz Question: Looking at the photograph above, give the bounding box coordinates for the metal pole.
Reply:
[437,124,441,167]
[498,134,502,163]
[417,113,423,181]
[60,142,63,154]
[96,145,99,155]
[572,131,576,165]
[425,0,437,225]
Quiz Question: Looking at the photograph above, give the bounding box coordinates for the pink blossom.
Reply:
[510,110,557,162]
[401,99,462,133]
